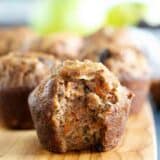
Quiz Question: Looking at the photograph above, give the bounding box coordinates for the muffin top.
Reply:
[0,27,38,56]
[81,37,150,81]
[110,28,160,79]
[83,28,117,47]
[87,27,159,79]
[0,52,60,91]
[31,33,83,60]
[84,27,144,46]
[34,60,133,108]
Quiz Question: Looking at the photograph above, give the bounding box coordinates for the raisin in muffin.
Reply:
[29,60,133,153]
[81,43,150,114]
[0,52,60,129]
[30,33,83,60]
[0,27,39,56]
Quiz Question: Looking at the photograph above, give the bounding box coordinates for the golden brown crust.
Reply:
[30,33,83,60]
[0,27,39,56]
[0,52,60,90]
[101,105,129,151]
[29,60,133,152]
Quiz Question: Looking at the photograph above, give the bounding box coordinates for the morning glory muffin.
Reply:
[30,33,83,60]
[0,52,60,129]
[89,27,160,107]
[29,60,133,153]
[0,27,39,56]
[81,43,150,114]
[111,27,160,107]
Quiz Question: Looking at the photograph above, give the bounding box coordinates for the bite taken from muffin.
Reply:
[29,60,133,153]
[0,52,60,129]
[81,42,150,114]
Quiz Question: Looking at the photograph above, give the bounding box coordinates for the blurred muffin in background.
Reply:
[0,52,60,129]
[81,40,150,114]
[0,27,39,56]
[100,27,160,107]
[30,33,83,60]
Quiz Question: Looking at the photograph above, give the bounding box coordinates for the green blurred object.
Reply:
[106,3,147,27]
[31,0,106,36]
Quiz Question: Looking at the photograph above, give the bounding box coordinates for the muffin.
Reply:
[29,60,133,153]
[30,33,83,60]
[111,28,160,107]
[90,27,160,107]
[81,43,150,114]
[0,27,39,56]
[0,52,60,129]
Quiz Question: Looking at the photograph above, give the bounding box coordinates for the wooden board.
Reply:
[0,102,157,160]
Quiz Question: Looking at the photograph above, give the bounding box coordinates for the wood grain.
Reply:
[0,102,157,160]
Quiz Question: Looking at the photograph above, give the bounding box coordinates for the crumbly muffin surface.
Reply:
[0,27,38,56]
[101,46,150,80]
[29,60,133,152]
[81,40,150,80]
[31,33,83,60]
[0,52,60,90]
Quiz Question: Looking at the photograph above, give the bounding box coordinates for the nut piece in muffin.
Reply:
[0,27,39,56]
[0,52,60,129]
[81,43,150,114]
[30,33,83,60]
[29,60,133,153]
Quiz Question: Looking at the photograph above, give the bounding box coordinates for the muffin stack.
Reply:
[0,27,153,153]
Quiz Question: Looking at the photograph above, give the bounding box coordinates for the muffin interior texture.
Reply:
[53,62,118,150]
